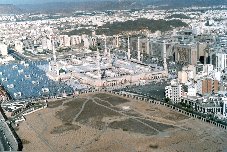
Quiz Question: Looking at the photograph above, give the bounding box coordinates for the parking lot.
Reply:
[119,81,167,100]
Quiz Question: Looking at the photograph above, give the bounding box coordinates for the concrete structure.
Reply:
[137,37,141,61]
[165,80,183,103]
[222,98,227,117]
[173,43,197,65]
[187,84,197,97]
[182,96,222,115]
[178,65,196,84]
[163,41,168,75]
[41,37,52,50]
[197,42,208,64]
[0,43,7,56]
[215,53,227,71]
[70,35,82,46]
[59,35,70,47]
[14,41,23,54]
[197,78,219,95]
[178,71,188,84]
[52,40,56,62]
[203,64,214,75]
[127,36,131,59]
[150,40,164,58]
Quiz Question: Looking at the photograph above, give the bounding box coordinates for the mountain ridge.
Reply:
[0,0,226,14]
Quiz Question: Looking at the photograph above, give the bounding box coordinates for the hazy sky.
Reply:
[0,0,92,4]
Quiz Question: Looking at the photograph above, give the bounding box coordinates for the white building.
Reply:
[215,53,227,71]
[0,43,8,56]
[203,64,213,75]
[165,80,183,103]
[187,85,197,97]
[70,35,82,46]
[83,37,90,49]
[42,37,52,50]
[213,70,221,81]
[222,98,227,117]
[15,41,24,54]
[59,35,70,47]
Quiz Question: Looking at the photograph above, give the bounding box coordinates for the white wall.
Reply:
[0,43,7,56]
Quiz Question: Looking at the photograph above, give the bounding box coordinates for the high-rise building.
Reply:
[197,78,219,95]
[173,43,197,65]
[59,35,70,47]
[70,35,82,46]
[165,80,183,103]
[215,52,227,71]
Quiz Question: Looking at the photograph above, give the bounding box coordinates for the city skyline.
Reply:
[0,1,227,152]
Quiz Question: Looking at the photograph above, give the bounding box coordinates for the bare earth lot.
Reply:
[17,93,227,152]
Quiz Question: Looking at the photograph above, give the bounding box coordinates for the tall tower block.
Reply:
[52,40,56,62]
[104,35,107,55]
[127,36,131,59]
[137,37,141,61]
[163,41,168,75]
[96,47,101,79]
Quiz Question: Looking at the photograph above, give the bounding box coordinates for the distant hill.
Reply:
[0,0,225,14]
[154,0,227,8]
[64,18,188,36]
[0,4,23,14]
[14,0,227,14]
[17,1,138,13]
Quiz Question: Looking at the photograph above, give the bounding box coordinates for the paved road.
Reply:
[0,123,11,151]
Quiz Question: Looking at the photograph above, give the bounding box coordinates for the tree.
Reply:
[164,97,170,103]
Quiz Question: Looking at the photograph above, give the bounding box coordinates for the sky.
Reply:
[0,0,95,4]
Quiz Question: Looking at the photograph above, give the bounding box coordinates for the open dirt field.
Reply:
[16,93,227,152]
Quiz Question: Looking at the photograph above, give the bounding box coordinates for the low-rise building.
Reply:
[181,96,222,115]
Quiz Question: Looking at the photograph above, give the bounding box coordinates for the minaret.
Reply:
[116,35,119,48]
[163,41,168,75]
[104,35,107,56]
[108,48,112,65]
[56,63,59,76]
[137,37,140,61]
[146,35,149,55]
[96,47,101,79]
[48,61,51,71]
[52,40,56,62]
[127,36,131,59]
[108,48,111,58]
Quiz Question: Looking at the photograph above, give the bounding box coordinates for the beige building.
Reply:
[178,65,196,84]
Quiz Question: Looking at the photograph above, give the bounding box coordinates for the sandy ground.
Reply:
[16,93,227,152]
